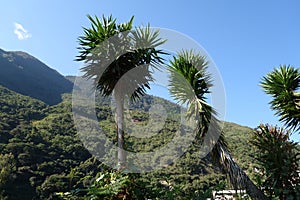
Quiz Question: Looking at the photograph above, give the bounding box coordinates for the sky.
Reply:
[1,0,299,142]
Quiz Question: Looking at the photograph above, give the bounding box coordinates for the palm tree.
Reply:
[259,65,300,199]
[76,15,166,169]
[261,65,300,132]
[252,124,300,199]
[168,50,268,200]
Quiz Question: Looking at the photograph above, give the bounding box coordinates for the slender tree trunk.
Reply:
[216,143,268,200]
[242,169,268,200]
[114,91,126,170]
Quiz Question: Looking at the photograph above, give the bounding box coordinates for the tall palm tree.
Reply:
[168,50,268,200]
[261,65,300,132]
[76,15,166,169]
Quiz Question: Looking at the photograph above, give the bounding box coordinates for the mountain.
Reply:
[0,84,264,199]
[0,50,297,199]
[0,48,73,105]
[2,83,299,199]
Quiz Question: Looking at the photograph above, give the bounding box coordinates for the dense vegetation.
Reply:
[0,31,298,199]
[258,65,300,199]
[0,84,266,199]
[0,48,73,105]
[252,124,300,199]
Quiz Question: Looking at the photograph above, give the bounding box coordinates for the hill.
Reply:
[0,85,47,141]
[0,48,73,105]
[0,84,265,199]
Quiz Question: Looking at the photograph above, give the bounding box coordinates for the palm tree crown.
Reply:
[76,15,166,100]
[168,50,214,136]
[261,65,300,131]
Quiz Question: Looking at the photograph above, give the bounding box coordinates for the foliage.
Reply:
[0,85,222,199]
[76,14,166,169]
[0,153,16,199]
[56,170,132,200]
[168,50,213,131]
[260,65,300,199]
[260,65,300,131]
[252,124,300,199]
[167,50,268,200]
[0,83,289,199]
[222,122,261,182]
[85,171,130,199]
[76,14,166,100]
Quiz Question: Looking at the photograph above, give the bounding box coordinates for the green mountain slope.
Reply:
[0,86,48,199]
[0,85,47,143]
[0,48,73,105]
[0,87,90,199]
[0,85,266,199]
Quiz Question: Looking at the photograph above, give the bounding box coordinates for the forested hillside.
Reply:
[0,84,264,199]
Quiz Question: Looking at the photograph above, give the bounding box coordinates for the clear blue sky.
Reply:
[1,0,299,141]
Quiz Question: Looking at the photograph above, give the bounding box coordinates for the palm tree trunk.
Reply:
[114,91,126,170]
[213,141,268,200]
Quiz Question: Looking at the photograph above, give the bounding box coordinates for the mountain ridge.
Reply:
[0,48,73,105]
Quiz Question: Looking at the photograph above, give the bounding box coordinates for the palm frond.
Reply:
[76,15,167,101]
[261,65,300,131]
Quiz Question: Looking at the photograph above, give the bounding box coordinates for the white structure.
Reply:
[212,190,248,200]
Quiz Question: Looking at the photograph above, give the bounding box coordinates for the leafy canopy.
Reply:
[168,50,214,128]
[261,65,300,131]
[76,15,166,101]
[252,124,300,198]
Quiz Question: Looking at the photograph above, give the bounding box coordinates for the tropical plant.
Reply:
[260,65,300,131]
[259,66,300,199]
[76,15,166,169]
[252,124,300,199]
[168,50,268,200]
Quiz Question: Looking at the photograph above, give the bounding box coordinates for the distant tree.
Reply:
[76,15,166,169]
[260,65,300,132]
[252,124,300,199]
[168,50,268,200]
[0,153,16,198]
